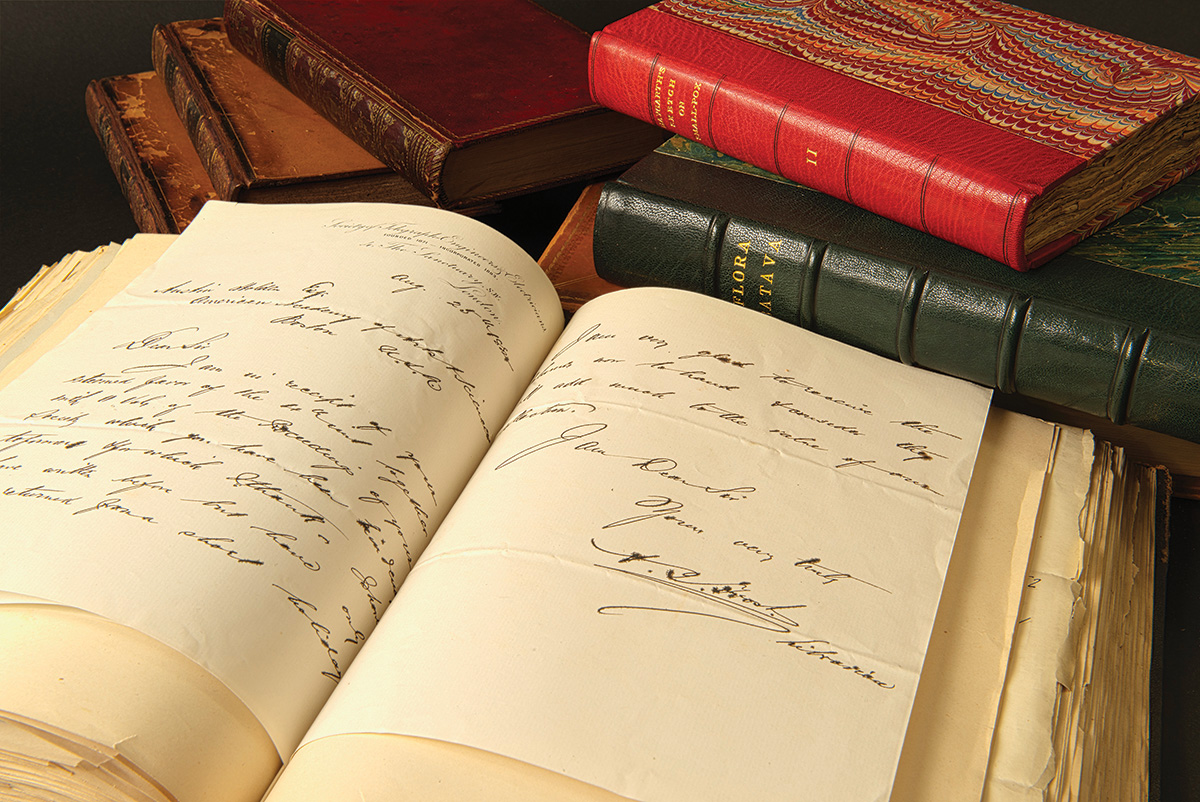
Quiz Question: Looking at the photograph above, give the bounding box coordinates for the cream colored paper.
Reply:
[0,202,563,753]
[891,409,1057,801]
[982,428,1093,802]
[297,289,993,802]
[0,603,279,802]
[0,234,176,384]
[264,733,629,802]
[260,408,1057,802]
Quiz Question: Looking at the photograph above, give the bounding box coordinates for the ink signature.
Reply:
[590,539,803,633]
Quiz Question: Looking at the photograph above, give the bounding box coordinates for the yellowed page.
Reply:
[261,407,1051,802]
[1073,458,1155,802]
[263,733,628,802]
[891,409,1057,801]
[0,235,176,384]
[983,428,1094,802]
[0,201,563,755]
[0,603,279,802]
[1047,446,1116,802]
[289,288,993,802]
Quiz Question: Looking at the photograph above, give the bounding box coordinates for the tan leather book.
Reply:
[151,19,439,207]
[84,71,218,234]
[536,182,622,312]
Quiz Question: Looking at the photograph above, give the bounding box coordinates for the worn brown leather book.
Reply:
[151,19,439,207]
[84,71,218,234]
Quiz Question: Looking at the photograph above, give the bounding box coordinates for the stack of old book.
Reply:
[2,2,1193,802]
[556,0,1200,474]
[551,1,1200,799]
[85,1,667,234]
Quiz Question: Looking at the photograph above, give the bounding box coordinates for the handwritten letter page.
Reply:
[0,201,563,752]
[300,288,993,802]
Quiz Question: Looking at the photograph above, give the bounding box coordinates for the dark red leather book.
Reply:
[589,0,1200,271]
[222,0,667,209]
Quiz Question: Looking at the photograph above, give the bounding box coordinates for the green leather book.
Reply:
[594,137,1200,445]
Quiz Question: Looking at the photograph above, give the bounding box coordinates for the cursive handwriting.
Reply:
[181,530,263,565]
[776,639,895,689]
[0,430,88,454]
[113,328,229,352]
[71,496,156,523]
[3,484,81,505]
[678,350,753,368]
[22,408,88,427]
[231,472,339,532]
[0,203,569,699]
[891,420,962,440]
[770,400,865,436]
[896,442,947,462]
[273,584,344,682]
[494,423,755,500]
[792,558,889,592]
[602,495,705,534]
[767,428,826,451]
[504,401,597,431]
[763,374,873,416]
[637,360,739,391]
[269,282,362,336]
[688,401,749,427]
[834,457,942,496]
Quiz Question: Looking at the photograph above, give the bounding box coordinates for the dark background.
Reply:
[1,0,1197,798]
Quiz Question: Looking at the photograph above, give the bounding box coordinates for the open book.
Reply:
[0,203,1158,802]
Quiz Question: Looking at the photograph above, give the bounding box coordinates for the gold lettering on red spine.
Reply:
[665,77,678,129]
[806,148,818,166]
[652,66,704,138]
[652,65,667,127]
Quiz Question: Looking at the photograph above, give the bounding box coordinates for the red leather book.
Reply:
[222,0,667,209]
[589,0,1200,271]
